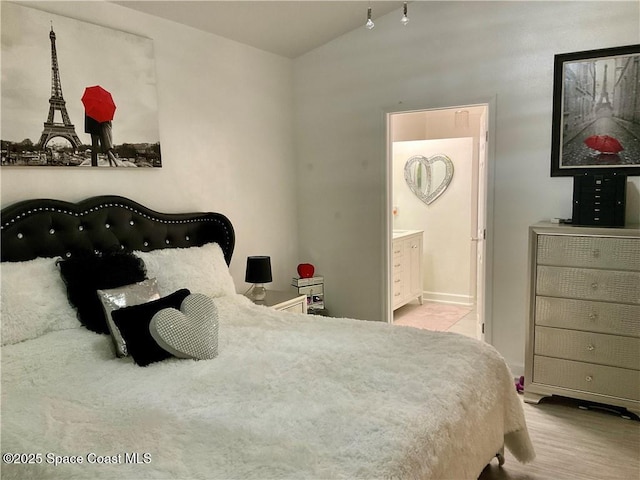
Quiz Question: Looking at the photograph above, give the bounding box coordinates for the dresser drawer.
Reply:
[534,326,640,370]
[535,297,640,337]
[533,356,640,401]
[537,235,640,271]
[536,266,640,304]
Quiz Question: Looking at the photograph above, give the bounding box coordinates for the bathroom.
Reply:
[389,105,488,338]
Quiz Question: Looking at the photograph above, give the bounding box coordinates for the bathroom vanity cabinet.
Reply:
[392,230,424,310]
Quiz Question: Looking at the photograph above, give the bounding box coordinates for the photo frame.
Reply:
[1,3,161,168]
[550,44,640,177]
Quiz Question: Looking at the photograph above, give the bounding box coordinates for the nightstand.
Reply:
[254,290,308,314]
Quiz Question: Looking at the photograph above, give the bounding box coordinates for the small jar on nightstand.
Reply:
[253,290,308,314]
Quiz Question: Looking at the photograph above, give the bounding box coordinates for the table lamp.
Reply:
[245,256,272,301]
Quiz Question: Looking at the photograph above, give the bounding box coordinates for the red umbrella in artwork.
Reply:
[583,135,623,154]
[81,85,116,123]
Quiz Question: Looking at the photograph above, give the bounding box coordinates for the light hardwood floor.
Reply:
[479,396,640,480]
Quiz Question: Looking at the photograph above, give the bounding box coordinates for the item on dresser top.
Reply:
[58,249,147,334]
[572,173,626,227]
[297,263,315,278]
[525,223,640,417]
[292,275,325,311]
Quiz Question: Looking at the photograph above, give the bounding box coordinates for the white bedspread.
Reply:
[1,294,534,479]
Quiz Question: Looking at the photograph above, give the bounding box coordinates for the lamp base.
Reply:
[249,283,267,301]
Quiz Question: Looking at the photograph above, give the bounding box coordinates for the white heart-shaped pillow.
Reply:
[149,293,219,360]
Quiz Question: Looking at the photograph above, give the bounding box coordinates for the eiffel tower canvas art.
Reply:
[38,26,83,150]
[1,2,162,167]
[551,44,640,177]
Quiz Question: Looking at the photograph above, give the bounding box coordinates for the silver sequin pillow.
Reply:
[97,278,161,357]
[149,293,219,360]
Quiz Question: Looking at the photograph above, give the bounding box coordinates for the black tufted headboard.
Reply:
[1,196,235,265]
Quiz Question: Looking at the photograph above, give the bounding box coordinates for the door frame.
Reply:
[382,97,496,343]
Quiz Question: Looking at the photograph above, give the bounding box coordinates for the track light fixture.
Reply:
[365,6,375,30]
[401,2,409,26]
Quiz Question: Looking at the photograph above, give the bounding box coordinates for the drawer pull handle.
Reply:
[394,279,401,283]
[592,249,600,258]
[585,375,593,382]
[588,312,599,321]
[394,250,401,254]
[394,293,401,297]
[586,344,595,351]
[411,245,418,249]
[394,263,401,268]
[591,282,598,290]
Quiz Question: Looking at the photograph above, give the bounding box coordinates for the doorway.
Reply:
[385,104,490,341]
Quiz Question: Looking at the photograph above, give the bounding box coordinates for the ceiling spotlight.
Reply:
[401,2,409,26]
[365,6,375,30]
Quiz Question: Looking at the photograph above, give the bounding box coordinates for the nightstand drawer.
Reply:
[533,356,640,401]
[280,302,305,314]
[535,297,640,337]
[534,326,640,369]
[537,235,640,271]
[536,266,640,304]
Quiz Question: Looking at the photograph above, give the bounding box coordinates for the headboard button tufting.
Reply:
[1,195,234,265]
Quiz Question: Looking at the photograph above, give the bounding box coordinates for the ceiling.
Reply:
[113,1,403,58]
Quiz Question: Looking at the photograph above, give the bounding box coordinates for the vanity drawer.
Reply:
[537,235,640,271]
[535,297,640,337]
[536,266,640,304]
[533,356,640,401]
[534,326,640,370]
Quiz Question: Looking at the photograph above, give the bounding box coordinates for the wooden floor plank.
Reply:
[478,397,640,480]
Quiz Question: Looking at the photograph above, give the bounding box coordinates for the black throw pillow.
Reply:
[112,289,191,367]
[58,249,147,334]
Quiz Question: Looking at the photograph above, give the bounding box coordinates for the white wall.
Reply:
[293,1,640,372]
[393,138,474,305]
[0,1,299,292]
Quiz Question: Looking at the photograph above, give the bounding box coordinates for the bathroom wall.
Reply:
[393,138,475,305]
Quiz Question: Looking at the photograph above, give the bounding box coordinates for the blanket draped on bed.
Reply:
[1,295,534,479]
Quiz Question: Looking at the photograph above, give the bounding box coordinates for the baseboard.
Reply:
[422,291,474,306]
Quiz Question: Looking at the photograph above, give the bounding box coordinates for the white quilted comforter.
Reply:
[1,294,534,479]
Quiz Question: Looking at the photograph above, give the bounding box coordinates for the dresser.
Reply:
[524,223,640,417]
[392,230,424,310]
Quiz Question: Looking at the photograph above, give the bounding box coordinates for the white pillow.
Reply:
[135,243,236,298]
[97,278,161,357]
[1,257,79,345]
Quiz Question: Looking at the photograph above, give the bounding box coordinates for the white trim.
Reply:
[421,291,474,307]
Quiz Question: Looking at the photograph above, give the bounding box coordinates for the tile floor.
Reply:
[393,300,477,339]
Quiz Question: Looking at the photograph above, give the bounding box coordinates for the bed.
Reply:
[0,195,534,479]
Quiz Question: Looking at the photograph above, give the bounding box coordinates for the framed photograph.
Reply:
[550,44,640,177]
[1,2,161,168]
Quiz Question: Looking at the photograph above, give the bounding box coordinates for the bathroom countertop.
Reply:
[392,229,423,240]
